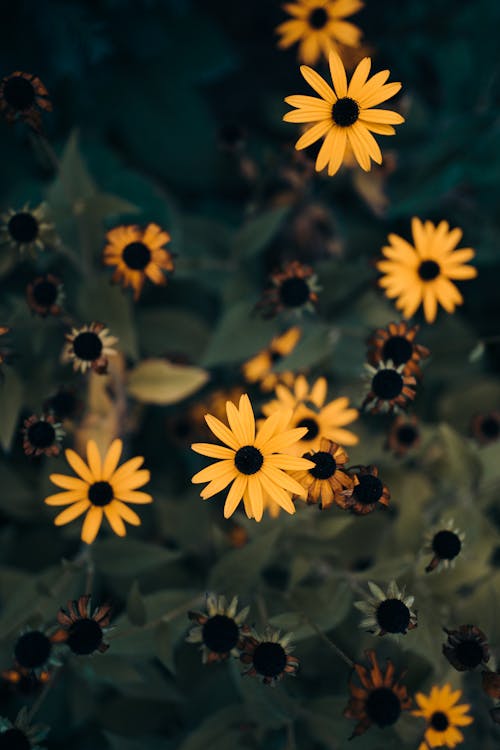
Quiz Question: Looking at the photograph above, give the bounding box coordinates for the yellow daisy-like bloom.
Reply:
[191,394,314,522]
[262,375,358,453]
[103,223,174,300]
[377,218,477,324]
[45,439,152,544]
[412,684,473,749]
[242,327,301,391]
[284,51,404,176]
[276,0,363,66]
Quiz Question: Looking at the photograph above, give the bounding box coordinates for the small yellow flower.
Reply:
[242,327,301,391]
[412,684,473,749]
[45,439,152,544]
[377,218,477,323]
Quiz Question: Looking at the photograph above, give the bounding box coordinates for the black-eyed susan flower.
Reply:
[191,394,314,522]
[187,594,250,664]
[377,219,477,324]
[52,595,112,655]
[61,322,118,375]
[0,204,56,255]
[258,261,320,318]
[45,439,152,544]
[103,223,174,301]
[26,275,64,318]
[471,411,500,446]
[343,649,411,738]
[22,414,64,458]
[423,520,465,573]
[291,438,355,508]
[362,361,417,414]
[240,627,299,686]
[1,666,50,696]
[443,625,490,672]
[354,580,417,636]
[13,629,59,676]
[262,375,359,452]
[367,321,430,379]
[345,465,390,515]
[0,710,48,750]
[386,414,421,457]
[412,684,473,750]
[284,52,404,176]
[0,71,52,131]
[276,0,363,66]
[242,327,301,392]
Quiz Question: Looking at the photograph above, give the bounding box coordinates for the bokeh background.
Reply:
[1,0,500,748]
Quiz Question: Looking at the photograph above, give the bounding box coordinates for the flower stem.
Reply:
[108,593,204,641]
[286,595,354,668]
[27,665,62,721]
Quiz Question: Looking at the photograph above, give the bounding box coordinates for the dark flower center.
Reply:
[376,598,411,633]
[234,445,263,475]
[88,481,114,506]
[309,7,328,29]
[296,417,319,441]
[122,241,151,271]
[0,728,32,750]
[432,530,461,560]
[279,277,310,307]
[202,614,239,653]
[67,618,103,655]
[27,420,56,448]
[365,687,401,727]
[270,349,283,364]
[396,425,418,446]
[46,389,77,419]
[14,630,51,669]
[73,331,103,361]
[480,416,500,439]
[332,97,360,127]
[32,279,58,307]
[309,451,337,479]
[418,260,440,281]
[352,474,383,505]
[252,641,287,677]
[3,76,35,110]
[455,639,483,668]
[372,369,404,400]
[430,711,449,731]
[8,212,39,243]
[382,336,413,367]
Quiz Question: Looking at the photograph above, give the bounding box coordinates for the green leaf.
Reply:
[176,706,245,750]
[136,308,210,363]
[126,581,147,626]
[77,275,138,359]
[0,368,23,452]
[209,528,281,595]
[201,301,277,367]
[233,206,289,258]
[271,579,352,641]
[127,359,209,405]
[93,538,179,576]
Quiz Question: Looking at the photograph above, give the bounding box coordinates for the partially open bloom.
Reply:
[291,438,354,508]
[343,649,411,738]
[1,665,50,695]
[284,52,404,176]
[22,414,64,458]
[62,322,118,374]
[412,684,473,750]
[52,595,112,655]
[386,414,421,457]
[423,520,465,573]
[377,219,477,323]
[0,710,48,750]
[258,260,319,317]
[471,411,500,446]
[26,275,64,317]
[262,375,359,452]
[240,627,299,686]
[242,327,301,391]
[276,0,364,65]
[187,594,250,664]
[354,580,417,636]
[367,321,430,379]
[362,361,416,414]
[0,204,56,255]
[344,465,390,514]
[103,223,174,300]
[191,394,314,521]
[443,625,490,672]
[45,439,152,544]
[0,71,52,131]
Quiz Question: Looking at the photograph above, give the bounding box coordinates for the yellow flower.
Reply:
[412,684,473,749]
[284,51,404,176]
[276,0,363,65]
[191,394,314,522]
[377,218,477,323]
[291,438,354,508]
[242,327,301,391]
[45,439,152,544]
[262,375,358,453]
[103,223,174,300]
